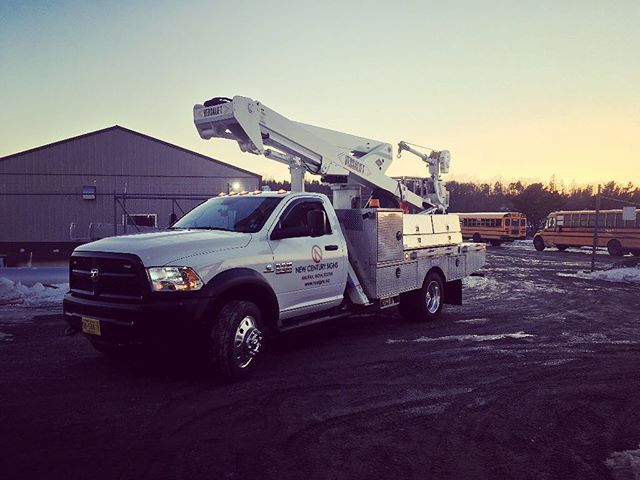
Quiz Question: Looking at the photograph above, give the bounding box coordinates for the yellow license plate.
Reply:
[81,317,101,336]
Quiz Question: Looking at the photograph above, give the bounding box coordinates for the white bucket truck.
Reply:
[64,96,485,379]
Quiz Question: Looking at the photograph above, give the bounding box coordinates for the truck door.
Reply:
[267,198,347,319]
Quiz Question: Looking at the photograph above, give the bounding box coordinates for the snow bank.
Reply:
[575,267,640,284]
[0,277,68,307]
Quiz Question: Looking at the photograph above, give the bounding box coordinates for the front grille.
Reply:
[69,252,148,302]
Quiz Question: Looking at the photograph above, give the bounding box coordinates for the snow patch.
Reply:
[0,331,13,342]
[387,332,534,344]
[456,318,490,325]
[605,445,640,480]
[0,277,68,307]
[462,275,500,291]
[579,267,640,284]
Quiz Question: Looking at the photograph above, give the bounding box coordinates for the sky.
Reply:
[1,0,639,186]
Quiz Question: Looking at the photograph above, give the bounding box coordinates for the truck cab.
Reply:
[64,191,351,378]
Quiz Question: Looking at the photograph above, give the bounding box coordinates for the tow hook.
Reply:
[64,326,78,336]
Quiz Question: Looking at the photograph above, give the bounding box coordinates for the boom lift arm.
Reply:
[193,96,450,212]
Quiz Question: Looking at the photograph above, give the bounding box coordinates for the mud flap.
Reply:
[444,279,462,305]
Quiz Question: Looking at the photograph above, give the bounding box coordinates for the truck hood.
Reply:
[75,229,252,266]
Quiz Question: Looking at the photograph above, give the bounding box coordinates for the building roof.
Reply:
[0,125,259,178]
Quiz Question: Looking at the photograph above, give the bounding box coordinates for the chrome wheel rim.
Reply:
[425,281,441,314]
[234,316,262,369]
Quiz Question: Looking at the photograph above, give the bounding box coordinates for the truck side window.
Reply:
[278,201,332,239]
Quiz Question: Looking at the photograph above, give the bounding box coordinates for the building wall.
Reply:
[0,126,260,250]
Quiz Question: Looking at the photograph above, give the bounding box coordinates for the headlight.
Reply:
[147,267,203,292]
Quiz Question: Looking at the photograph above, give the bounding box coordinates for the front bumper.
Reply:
[63,293,211,347]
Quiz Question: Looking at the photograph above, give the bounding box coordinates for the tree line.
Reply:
[263,178,640,229]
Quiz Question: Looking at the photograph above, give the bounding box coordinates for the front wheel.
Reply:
[472,233,482,243]
[533,236,545,251]
[209,300,263,381]
[399,271,444,322]
[556,245,568,251]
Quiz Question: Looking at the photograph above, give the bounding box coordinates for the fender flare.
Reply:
[203,268,279,329]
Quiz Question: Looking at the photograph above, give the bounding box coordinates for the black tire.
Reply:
[490,240,501,247]
[556,245,568,251]
[398,271,444,322]
[472,233,481,243]
[632,250,640,257]
[607,240,623,257]
[533,236,545,251]
[210,300,263,381]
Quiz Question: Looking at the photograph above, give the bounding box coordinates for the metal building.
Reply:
[0,126,261,266]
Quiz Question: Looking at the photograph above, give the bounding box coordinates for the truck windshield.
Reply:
[171,196,283,233]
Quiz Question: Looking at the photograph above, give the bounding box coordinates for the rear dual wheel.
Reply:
[399,271,444,322]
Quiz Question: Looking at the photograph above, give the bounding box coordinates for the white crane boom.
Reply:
[193,96,450,212]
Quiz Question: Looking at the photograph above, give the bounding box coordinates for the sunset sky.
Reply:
[1,0,638,186]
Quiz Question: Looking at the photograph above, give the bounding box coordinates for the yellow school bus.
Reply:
[533,209,640,256]
[458,212,527,246]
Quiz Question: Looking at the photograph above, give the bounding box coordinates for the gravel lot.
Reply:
[1,243,639,480]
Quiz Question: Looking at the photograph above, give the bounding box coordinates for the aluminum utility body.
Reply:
[64,96,486,379]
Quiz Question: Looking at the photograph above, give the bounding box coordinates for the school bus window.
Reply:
[615,213,622,227]
[588,214,596,227]
[557,215,564,226]
[605,213,614,228]
[505,219,511,226]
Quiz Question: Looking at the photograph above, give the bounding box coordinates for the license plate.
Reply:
[81,317,101,336]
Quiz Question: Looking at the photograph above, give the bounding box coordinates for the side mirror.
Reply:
[308,210,326,237]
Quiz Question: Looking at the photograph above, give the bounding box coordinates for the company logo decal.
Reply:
[311,245,323,263]
[90,268,99,283]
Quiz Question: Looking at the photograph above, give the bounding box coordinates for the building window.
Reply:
[82,185,96,200]
[122,214,157,228]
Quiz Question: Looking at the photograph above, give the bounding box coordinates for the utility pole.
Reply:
[590,184,601,272]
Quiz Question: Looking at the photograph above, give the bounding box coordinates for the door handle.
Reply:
[325,245,339,251]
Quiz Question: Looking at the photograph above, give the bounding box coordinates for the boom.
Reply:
[193,96,450,212]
